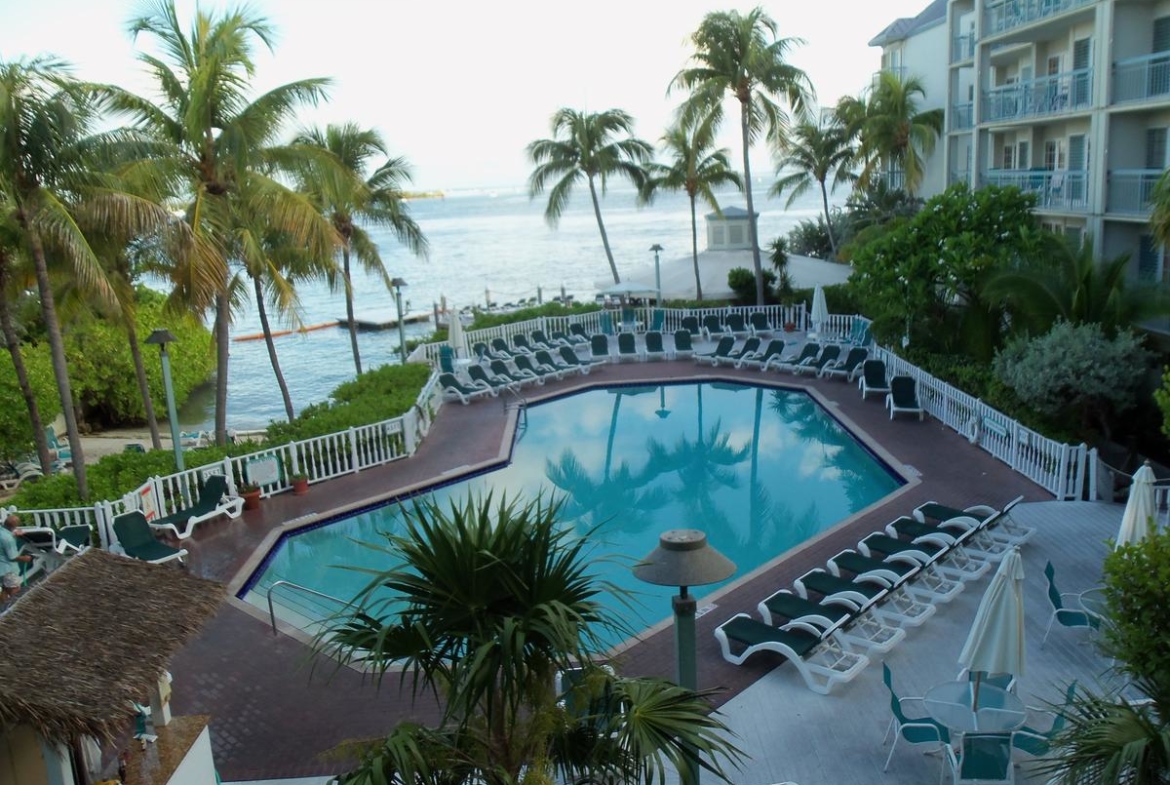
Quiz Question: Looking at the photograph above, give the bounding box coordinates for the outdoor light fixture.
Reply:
[144,328,184,472]
[649,243,664,302]
[391,277,408,364]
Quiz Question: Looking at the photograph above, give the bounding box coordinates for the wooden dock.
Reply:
[341,312,432,332]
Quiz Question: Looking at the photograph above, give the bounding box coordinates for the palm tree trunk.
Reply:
[27,230,88,499]
[605,395,621,480]
[689,195,703,301]
[0,269,54,473]
[588,176,620,284]
[127,323,163,450]
[253,275,296,422]
[214,290,230,446]
[739,100,765,306]
[820,180,837,257]
[342,244,362,376]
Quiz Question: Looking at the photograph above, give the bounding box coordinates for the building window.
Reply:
[728,225,745,246]
[1002,145,1015,169]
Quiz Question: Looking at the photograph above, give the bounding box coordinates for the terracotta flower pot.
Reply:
[292,478,309,496]
[242,488,262,511]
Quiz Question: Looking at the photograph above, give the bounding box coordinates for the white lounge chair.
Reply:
[794,567,937,628]
[148,475,244,540]
[886,375,925,420]
[757,588,905,655]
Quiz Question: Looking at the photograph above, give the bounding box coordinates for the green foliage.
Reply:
[266,363,432,442]
[467,302,601,331]
[0,344,59,461]
[791,283,861,318]
[728,267,776,304]
[994,322,1152,439]
[1104,527,1170,684]
[786,216,834,259]
[1154,368,1170,442]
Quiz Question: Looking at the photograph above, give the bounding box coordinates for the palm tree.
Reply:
[108,0,336,444]
[643,112,742,300]
[527,108,653,284]
[322,493,743,785]
[295,123,428,376]
[673,7,814,305]
[771,120,855,257]
[1151,170,1170,250]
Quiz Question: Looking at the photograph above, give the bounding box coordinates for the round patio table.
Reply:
[1078,587,1108,622]
[923,681,1026,734]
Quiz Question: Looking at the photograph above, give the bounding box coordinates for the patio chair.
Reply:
[847,317,872,346]
[749,311,774,337]
[512,334,536,354]
[440,372,498,404]
[886,376,925,420]
[471,342,490,363]
[859,360,891,399]
[795,567,936,628]
[770,342,821,373]
[793,344,841,376]
[724,312,748,336]
[551,329,580,347]
[821,347,868,381]
[828,548,964,605]
[556,663,620,722]
[648,309,665,332]
[598,312,616,336]
[589,334,611,363]
[944,733,1013,785]
[620,307,639,333]
[701,314,726,341]
[148,475,244,540]
[469,363,519,391]
[644,331,667,360]
[567,323,590,344]
[1013,682,1076,757]
[860,530,991,583]
[758,588,905,655]
[890,514,1014,562]
[489,359,538,388]
[694,336,735,366]
[437,345,456,374]
[489,338,516,360]
[515,353,560,380]
[882,663,950,775]
[913,496,1033,546]
[531,329,560,349]
[956,667,1016,694]
[45,426,72,465]
[112,511,187,565]
[534,349,577,377]
[713,613,869,695]
[20,523,93,556]
[715,337,760,367]
[673,329,695,360]
[1042,561,1099,646]
[559,345,602,372]
[680,315,701,336]
[735,339,785,370]
[616,332,641,362]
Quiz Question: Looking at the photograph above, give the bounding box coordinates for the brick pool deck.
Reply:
[169,360,1048,781]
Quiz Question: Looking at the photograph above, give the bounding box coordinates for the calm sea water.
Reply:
[246,382,902,647]
[184,184,831,429]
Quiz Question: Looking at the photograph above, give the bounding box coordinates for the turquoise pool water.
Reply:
[246,382,902,644]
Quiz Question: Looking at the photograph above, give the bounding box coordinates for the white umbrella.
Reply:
[958,547,1026,705]
[810,284,828,335]
[447,306,468,360]
[1117,462,1156,549]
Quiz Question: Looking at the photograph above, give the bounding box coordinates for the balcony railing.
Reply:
[1113,52,1170,104]
[984,169,1090,210]
[879,169,906,192]
[952,33,975,62]
[1107,169,1164,215]
[983,68,1092,122]
[983,0,1095,37]
[951,102,975,130]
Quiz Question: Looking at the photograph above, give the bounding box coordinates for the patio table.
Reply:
[1078,587,1108,623]
[923,681,1026,734]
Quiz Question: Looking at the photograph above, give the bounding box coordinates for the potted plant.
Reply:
[240,483,262,511]
[783,321,797,333]
[290,473,309,496]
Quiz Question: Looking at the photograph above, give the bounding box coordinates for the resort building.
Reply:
[871,0,1170,308]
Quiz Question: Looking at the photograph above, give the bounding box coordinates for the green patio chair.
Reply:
[598,311,615,336]
[149,475,244,540]
[882,663,950,773]
[859,359,891,399]
[886,375,925,420]
[1042,561,1099,645]
[1013,682,1076,756]
[945,733,1012,785]
[694,336,735,366]
[648,309,665,332]
[673,329,695,359]
[680,315,700,336]
[713,613,868,694]
[439,372,497,404]
[438,345,456,374]
[644,331,667,360]
[616,332,640,362]
[112,511,187,565]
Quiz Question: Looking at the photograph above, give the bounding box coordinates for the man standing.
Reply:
[1,514,34,602]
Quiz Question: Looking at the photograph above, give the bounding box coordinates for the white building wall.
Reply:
[902,23,951,197]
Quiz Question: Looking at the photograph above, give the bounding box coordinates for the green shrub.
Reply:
[786,217,833,259]
[0,344,60,462]
[1103,527,1170,683]
[468,302,601,331]
[728,267,776,305]
[790,284,862,317]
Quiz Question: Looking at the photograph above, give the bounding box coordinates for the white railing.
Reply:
[984,0,1094,37]
[983,169,1090,211]
[1107,169,1162,215]
[872,346,1087,499]
[1113,52,1170,104]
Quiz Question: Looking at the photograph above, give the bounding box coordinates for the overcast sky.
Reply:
[1,0,930,190]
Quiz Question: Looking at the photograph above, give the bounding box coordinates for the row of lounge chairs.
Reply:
[714,497,1033,695]
[693,338,870,380]
[439,347,606,404]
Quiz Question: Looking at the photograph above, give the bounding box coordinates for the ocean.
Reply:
[183,183,833,430]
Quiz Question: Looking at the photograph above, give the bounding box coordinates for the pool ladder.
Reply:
[505,388,528,441]
[265,580,349,635]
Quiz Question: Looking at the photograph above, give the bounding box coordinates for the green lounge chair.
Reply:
[616,332,640,362]
[469,363,518,391]
[913,496,1033,545]
[858,359,891,399]
[715,337,760,367]
[512,334,536,354]
[471,342,490,362]
[45,426,72,465]
[736,338,786,369]
[795,567,936,628]
[945,734,1013,785]
[886,375,925,420]
[673,329,695,359]
[438,345,456,374]
[883,663,951,774]
[1042,561,1099,645]
[643,331,667,360]
[793,344,840,376]
[534,349,577,376]
[489,359,536,387]
[20,523,93,556]
[149,475,244,540]
[828,547,965,604]
[724,312,748,336]
[757,588,905,655]
[559,345,602,372]
[113,511,187,565]
[858,530,991,583]
[590,334,611,363]
[439,372,497,404]
[489,338,516,360]
[515,353,561,380]
[701,314,726,340]
[648,309,665,332]
[821,346,868,381]
[771,342,821,373]
[598,312,615,336]
[748,311,774,337]
[530,329,559,349]
[567,323,590,344]
[713,613,869,694]
[694,336,735,366]
[680,315,700,336]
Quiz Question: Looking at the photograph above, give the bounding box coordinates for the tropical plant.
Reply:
[321,493,743,785]
[673,7,814,305]
[527,108,653,284]
[1151,169,1170,251]
[770,119,854,256]
[295,123,428,376]
[1101,527,1170,684]
[785,216,835,260]
[642,111,742,300]
[768,236,794,299]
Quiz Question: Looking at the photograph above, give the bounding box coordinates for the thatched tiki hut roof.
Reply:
[0,550,224,743]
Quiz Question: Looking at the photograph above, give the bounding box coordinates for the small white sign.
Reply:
[246,455,282,487]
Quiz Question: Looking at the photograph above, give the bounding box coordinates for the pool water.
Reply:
[245,382,903,645]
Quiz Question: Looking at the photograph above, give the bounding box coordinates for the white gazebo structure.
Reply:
[705,206,758,251]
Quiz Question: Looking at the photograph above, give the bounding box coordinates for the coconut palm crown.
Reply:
[771,119,855,257]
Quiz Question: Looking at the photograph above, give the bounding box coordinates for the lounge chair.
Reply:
[471,342,490,363]
[589,335,611,363]
[567,324,591,344]
[0,461,44,491]
[713,613,869,694]
[1042,561,1099,645]
[112,511,188,565]
[757,588,905,655]
[858,359,891,399]
[882,663,951,774]
[148,475,244,540]
[489,338,516,360]
[647,309,665,332]
[680,315,701,337]
[437,345,457,374]
[737,339,786,370]
[859,530,991,583]
[559,345,602,372]
[673,329,695,360]
[749,311,774,337]
[489,359,537,387]
[469,363,519,391]
[913,496,1033,546]
[886,375,925,420]
[694,336,735,366]
[714,337,760,367]
[551,329,581,347]
[534,349,577,377]
[531,329,560,349]
[724,312,748,336]
[45,426,72,465]
[793,344,841,376]
[598,312,616,336]
[828,548,964,604]
[512,334,537,354]
[644,331,667,360]
[794,567,936,628]
[439,372,497,404]
[701,314,726,341]
[945,733,1013,785]
[884,516,1010,563]
[770,342,821,373]
[821,347,868,381]
[515,353,561,380]
[616,332,641,362]
[20,523,93,556]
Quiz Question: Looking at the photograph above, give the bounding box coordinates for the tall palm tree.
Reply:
[771,119,855,257]
[643,112,742,300]
[673,7,814,305]
[527,108,653,284]
[107,0,336,445]
[294,123,428,376]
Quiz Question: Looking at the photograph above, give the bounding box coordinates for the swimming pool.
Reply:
[245,382,903,645]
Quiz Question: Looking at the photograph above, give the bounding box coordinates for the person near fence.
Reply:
[0,514,34,602]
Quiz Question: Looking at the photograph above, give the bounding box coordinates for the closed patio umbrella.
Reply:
[958,547,1026,706]
[1117,462,1156,549]
[810,284,828,335]
[448,306,468,360]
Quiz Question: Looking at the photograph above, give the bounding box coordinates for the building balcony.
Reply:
[983,0,1095,38]
[1113,53,1170,104]
[982,68,1092,123]
[877,169,906,192]
[951,102,975,131]
[952,33,975,63]
[1107,169,1163,215]
[984,168,1090,211]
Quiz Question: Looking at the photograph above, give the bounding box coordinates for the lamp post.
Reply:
[391,277,408,364]
[655,386,671,420]
[144,328,184,472]
[634,529,735,785]
[649,243,664,303]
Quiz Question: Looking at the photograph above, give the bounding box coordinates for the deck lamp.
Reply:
[650,243,664,302]
[391,277,408,364]
[144,328,184,472]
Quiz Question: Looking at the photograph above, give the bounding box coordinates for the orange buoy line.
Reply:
[232,321,340,342]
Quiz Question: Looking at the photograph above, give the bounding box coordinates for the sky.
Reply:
[0,0,931,191]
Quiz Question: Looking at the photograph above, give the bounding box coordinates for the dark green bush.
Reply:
[786,217,834,259]
[468,302,601,331]
[727,267,777,305]
[1103,528,1170,683]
